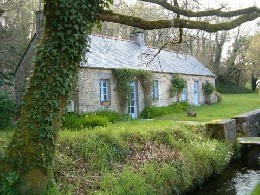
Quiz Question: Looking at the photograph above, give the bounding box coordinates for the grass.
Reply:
[158,94,260,122]
[54,122,233,194]
[0,93,258,194]
[251,183,260,195]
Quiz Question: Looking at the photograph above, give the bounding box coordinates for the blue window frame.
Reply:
[100,79,110,102]
[151,80,159,100]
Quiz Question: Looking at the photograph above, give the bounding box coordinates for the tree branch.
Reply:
[140,0,260,17]
[98,11,260,33]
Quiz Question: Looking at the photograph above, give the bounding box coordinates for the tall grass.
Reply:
[54,121,234,194]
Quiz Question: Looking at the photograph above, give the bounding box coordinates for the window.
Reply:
[100,79,110,103]
[151,80,159,100]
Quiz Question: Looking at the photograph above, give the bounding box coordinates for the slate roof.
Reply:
[81,35,215,77]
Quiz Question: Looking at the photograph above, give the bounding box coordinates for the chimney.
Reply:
[130,32,145,47]
[35,10,44,39]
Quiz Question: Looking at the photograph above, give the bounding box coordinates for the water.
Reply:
[188,146,260,195]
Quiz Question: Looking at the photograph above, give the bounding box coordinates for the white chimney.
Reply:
[130,32,145,47]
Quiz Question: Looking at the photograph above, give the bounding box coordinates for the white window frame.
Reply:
[100,79,110,103]
[151,80,159,100]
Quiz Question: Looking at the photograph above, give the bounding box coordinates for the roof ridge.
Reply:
[91,34,134,43]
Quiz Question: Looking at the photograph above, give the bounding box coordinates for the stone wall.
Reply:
[207,109,260,143]
[77,68,216,115]
[207,119,237,143]
[232,109,260,137]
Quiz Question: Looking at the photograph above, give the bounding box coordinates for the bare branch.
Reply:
[98,11,260,33]
[140,0,260,18]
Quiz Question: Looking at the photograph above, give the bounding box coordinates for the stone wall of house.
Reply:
[77,68,119,113]
[77,68,216,115]
[152,73,216,107]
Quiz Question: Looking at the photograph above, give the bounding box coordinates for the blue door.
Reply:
[128,81,138,118]
[194,81,199,105]
[181,85,187,101]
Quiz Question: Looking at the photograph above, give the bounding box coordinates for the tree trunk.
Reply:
[0,0,93,193]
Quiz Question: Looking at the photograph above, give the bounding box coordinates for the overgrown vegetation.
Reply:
[62,110,122,129]
[140,102,189,119]
[53,121,233,194]
[113,68,152,112]
[216,79,253,94]
[0,91,15,129]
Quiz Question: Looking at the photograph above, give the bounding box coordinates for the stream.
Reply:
[187,145,260,195]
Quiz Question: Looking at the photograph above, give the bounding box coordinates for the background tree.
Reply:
[1,0,260,193]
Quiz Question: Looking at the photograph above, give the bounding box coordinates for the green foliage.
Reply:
[100,167,153,194]
[140,102,189,119]
[83,115,109,129]
[170,74,185,100]
[113,68,152,112]
[91,110,121,123]
[203,82,215,104]
[3,1,115,189]
[251,183,260,195]
[159,94,260,122]
[55,122,233,194]
[63,113,109,129]
[216,80,253,94]
[0,171,19,194]
[214,91,222,102]
[0,91,15,129]
[202,82,215,96]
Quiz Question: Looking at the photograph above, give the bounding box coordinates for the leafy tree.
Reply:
[1,0,260,193]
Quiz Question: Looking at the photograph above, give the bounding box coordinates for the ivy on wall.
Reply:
[170,74,185,101]
[113,68,152,112]
[202,82,215,104]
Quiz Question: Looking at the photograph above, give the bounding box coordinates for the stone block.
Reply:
[207,119,236,143]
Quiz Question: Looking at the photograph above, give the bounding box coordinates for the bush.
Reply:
[0,91,15,129]
[214,92,222,103]
[63,113,109,129]
[93,110,121,123]
[83,115,109,128]
[140,102,189,119]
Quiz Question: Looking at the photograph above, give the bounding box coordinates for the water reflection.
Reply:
[187,146,259,195]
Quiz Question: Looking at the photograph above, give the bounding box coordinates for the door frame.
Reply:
[128,81,138,118]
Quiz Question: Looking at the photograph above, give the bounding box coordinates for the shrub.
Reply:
[62,113,109,129]
[94,110,121,123]
[140,102,189,119]
[83,115,109,129]
[0,91,15,129]
[214,91,222,102]
[170,74,186,101]
[202,82,215,104]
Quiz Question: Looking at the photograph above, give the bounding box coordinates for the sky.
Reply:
[199,0,260,9]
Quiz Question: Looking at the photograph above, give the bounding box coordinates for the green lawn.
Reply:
[158,94,260,122]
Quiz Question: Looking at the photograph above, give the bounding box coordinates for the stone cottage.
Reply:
[14,13,216,118]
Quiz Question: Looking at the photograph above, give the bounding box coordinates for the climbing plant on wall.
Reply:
[170,74,185,102]
[202,82,215,104]
[113,68,152,112]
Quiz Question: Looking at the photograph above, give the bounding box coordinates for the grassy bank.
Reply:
[159,94,260,122]
[51,120,234,194]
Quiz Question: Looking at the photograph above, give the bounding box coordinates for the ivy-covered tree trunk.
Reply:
[0,0,111,193]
